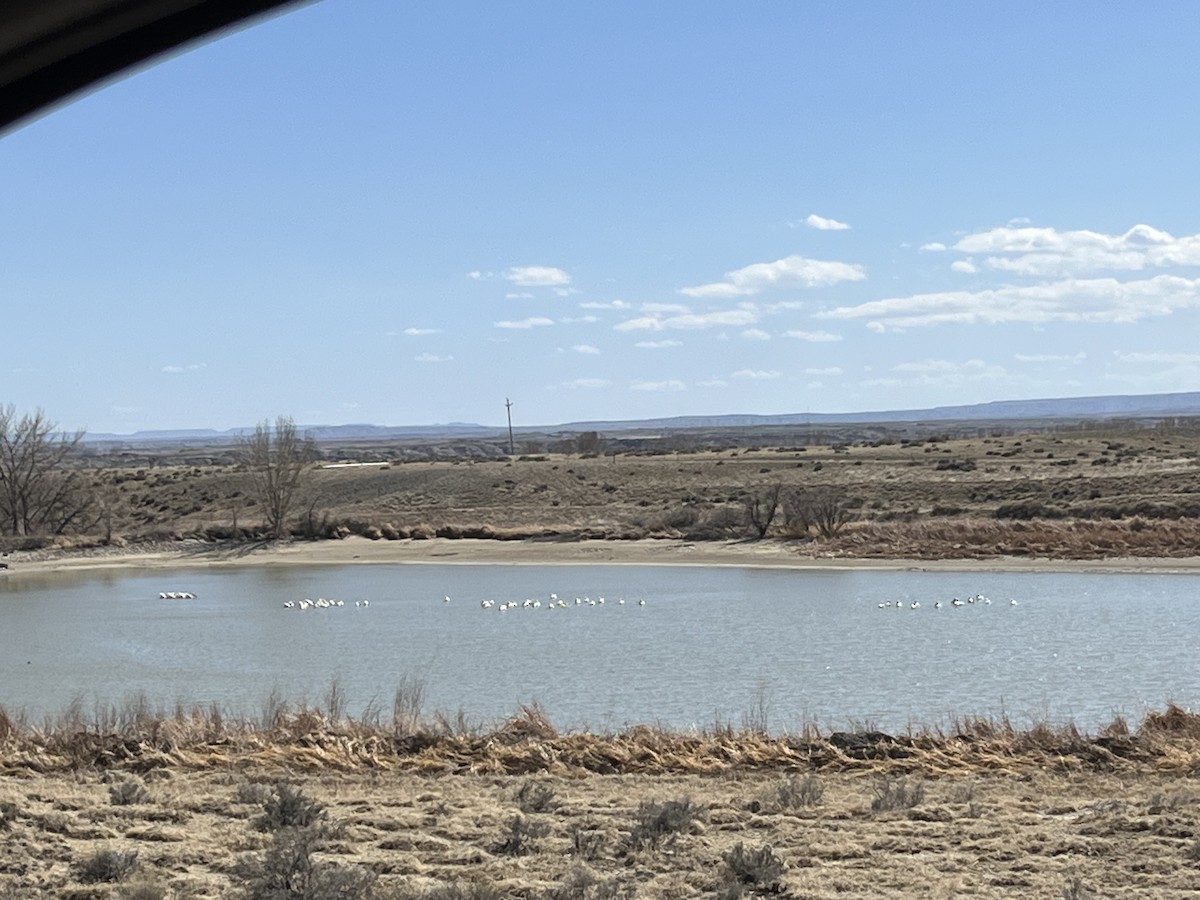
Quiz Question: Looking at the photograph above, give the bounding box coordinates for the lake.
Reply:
[1,563,1197,734]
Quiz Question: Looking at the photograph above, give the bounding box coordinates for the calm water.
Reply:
[1,563,1198,733]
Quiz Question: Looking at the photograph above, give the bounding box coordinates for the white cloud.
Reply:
[403,327,441,335]
[572,344,600,354]
[818,274,1200,331]
[953,224,1200,276]
[504,265,571,287]
[697,378,728,388]
[614,308,759,332]
[893,359,960,374]
[920,242,947,252]
[415,353,453,363]
[467,270,484,280]
[641,302,691,314]
[580,300,631,310]
[1113,351,1200,365]
[635,339,683,349]
[563,378,610,389]
[560,315,599,324]
[804,213,851,231]
[741,328,771,341]
[631,379,687,392]
[804,366,843,375]
[950,259,978,274]
[732,369,782,379]
[1007,217,1033,227]
[505,292,535,299]
[162,363,205,373]
[679,254,865,298]
[1014,352,1087,364]
[782,329,842,342]
[494,317,555,329]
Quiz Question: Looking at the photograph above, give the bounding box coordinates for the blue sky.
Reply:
[5,2,1200,434]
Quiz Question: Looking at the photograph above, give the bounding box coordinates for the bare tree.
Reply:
[782,485,853,539]
[744,482,783,539]
[0,405,94,537]
[240,416,317,539]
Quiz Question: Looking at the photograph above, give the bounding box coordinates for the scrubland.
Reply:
[20,424,1200,563]
[5,701,1200,898]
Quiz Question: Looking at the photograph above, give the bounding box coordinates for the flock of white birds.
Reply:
[473,592,646,612]
[281,598,369,610]
[876,593,1019,610]
[157,591,196,599]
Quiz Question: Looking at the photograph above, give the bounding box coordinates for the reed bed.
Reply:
[4,695,1200,780]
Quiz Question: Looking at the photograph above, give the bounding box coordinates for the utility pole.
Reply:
[505,398,515,455]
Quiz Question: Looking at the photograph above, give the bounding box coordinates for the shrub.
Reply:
[234,826,375,900]
[73,848,139,883]
[628,797,699,850]
[871,776,925,812]
[775,774,823,810]
[569,821,608,860]
[722,842,785,892]
[514,779,558,814]
[490,814,550,856]
[254,783,326,833]
[234,781,275,806]
[117,882,169,900]
[109,778,151,806]
[685,507,746,540]
[545,866,635,900]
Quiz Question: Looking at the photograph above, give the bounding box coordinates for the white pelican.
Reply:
[638,599,646,606]
[910,601,920,609]
[934,601,942,609]
[361,599,369,608]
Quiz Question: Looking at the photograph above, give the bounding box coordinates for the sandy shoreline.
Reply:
[6,535,1200,576]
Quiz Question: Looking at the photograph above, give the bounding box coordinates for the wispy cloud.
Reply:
[635,339,683,349]
[696,378,728,388]
[679,254,865,298]
[504,265,571,287]
[580,300,631,310]
[641,302,691,314]
[741,328,770,341]
[1014,352,1087,364]
[631,379,687,392]
[414,353,453,363]
[572,344,600,355]
[804,366,843,375]
[818,275,1200,331]
[1113,351,1200,365]
[563,378,610,389]
[783,329,842,342]
[733,369,782,379]
[162,363,206,373]
[951,259,978,274]
[615,308,759,332]
[920,242,947,252]
[403,327,441,336]
[953,224,1200,276]
[494,317,555,329]
[803,213,851,231]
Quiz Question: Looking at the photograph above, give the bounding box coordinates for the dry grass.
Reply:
[4,701,1200,897]
[16,425,1200,562]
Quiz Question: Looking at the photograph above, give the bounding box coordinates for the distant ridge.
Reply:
[83,390,1200,443]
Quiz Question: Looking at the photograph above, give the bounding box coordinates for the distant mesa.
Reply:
[81,390,1200,446]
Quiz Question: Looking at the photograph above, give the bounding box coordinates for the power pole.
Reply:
[505,398,515,455]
